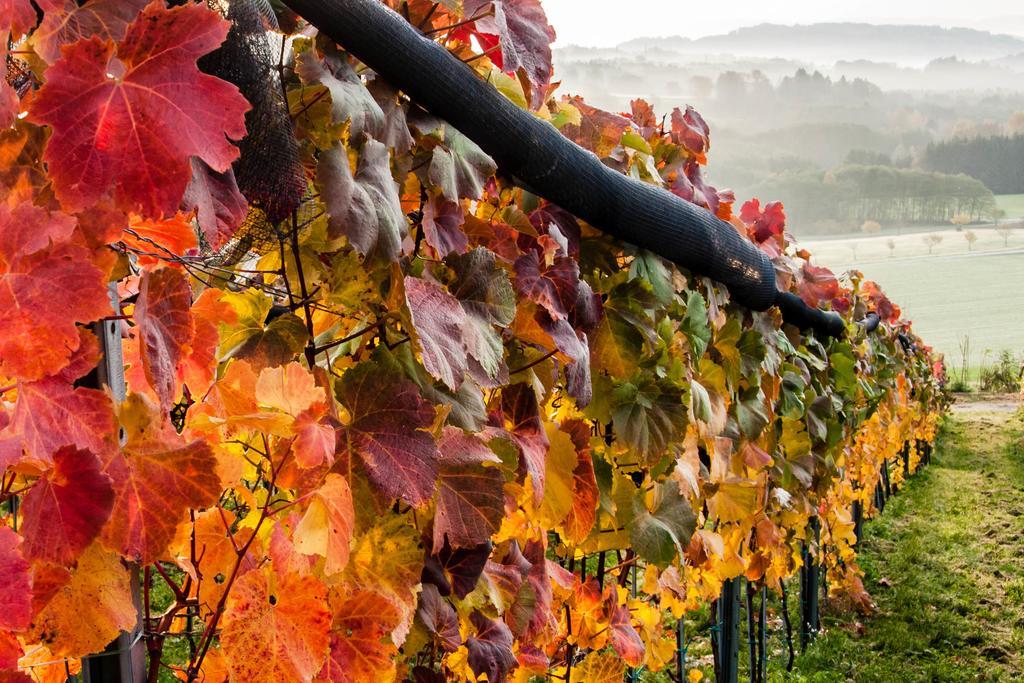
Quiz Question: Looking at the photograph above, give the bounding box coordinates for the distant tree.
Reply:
[963,230,978,251]
[861,220,881,235]
[1008,111,1024,136]
[951,213,971,228]
[995,223,1014,247]
[922,233,943,254]
[886,238,896,257]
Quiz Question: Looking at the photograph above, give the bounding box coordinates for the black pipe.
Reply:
[282,0,846,338]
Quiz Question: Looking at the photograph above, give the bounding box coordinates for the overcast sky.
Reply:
[542,0,1024,46]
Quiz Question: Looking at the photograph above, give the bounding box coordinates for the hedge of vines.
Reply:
[0,1,945,682]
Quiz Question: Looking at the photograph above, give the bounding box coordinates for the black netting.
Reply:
[199,0,308,263]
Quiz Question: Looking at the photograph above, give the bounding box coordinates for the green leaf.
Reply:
[629,480,696,567]
[679,290,711,359]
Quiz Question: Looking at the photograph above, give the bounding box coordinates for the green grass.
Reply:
[778,407,1024,681]
[996,194,1024,219]
[801,234,1024,369]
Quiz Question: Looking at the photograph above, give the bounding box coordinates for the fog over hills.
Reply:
[613,23,1024,65]
[553,21,1024,237]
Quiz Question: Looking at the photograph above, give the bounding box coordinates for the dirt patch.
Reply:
[951,392,1021,414]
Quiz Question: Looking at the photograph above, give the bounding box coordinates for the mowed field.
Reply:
[803,226,1024,368]
[997,193,1024,219]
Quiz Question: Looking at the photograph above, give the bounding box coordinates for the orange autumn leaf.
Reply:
[222,567,330,683]
[294,473,355,576]
[27,543,136,657]
[317,589,402,682]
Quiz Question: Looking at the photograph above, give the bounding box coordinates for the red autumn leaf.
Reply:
[32,0,150,64]
[20,447,113,565]
[629,98,658,139]
[1,0,37,38]
[222,567,331,683]
[417,583,461,652]
[559,420,598,544]
[495,540,554,640]
[465,0,556,109]
[741,198,787,244]
[421,194,467,257]
[0,202,111,381]
[607,595,645,666]
[797,263,840,308]
[0,375,117,472]
[0,527,31,632]
[181,158,248,250]
[293,411,336,469]
[29,1,250,216]
[336,362,439,506]
[514,252,579,323]
[670,105,710,158]
[404,275,469,391]
[466,610,517,683]
[101,437,221,564]
[432,428,504,553]
[318,589,401,682]
[500,383,549,500]
[135,266,195,409]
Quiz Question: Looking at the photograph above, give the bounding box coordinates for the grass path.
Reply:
[783,399,1024,682]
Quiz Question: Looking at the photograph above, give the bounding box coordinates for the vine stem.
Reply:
[185,450,288,681]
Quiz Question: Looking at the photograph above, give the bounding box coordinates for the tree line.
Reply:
[922,134,1024,195]
[746,164,997,232]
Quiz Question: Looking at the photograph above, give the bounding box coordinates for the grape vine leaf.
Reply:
[336,362,440,506]
[29,2,250,216]
[181,158,248,250]
[1,0,36,38]
[0,373,117,471]
[448,248,516,382]
[318,589,401,682]
[101,404,221,563]
[0,202,111,381]
[32,0,149,64]
[501,383,550,499]
[294,41,384,140]
[405,275,469,391]
[629,479,697,567]
[294,473,355,576]
[571,650,626,683]
[318,140,407,261]
[466,610,517,683]
[559,419,599,544]
[417,583,462,652]
[0,527,31,632]
[255,362,325,417]
[20,446,113,565]
[422,194,467,257]
[608,595,645,666]
[465,0,556,109]
[222,567,331,683]
[427,125,497,202]
[432,428,504,553]
[135,267,195,409]
[27,543,136,657]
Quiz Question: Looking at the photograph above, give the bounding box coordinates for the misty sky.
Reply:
[542,0,1024,46]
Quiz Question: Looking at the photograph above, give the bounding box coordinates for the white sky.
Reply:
[542,0,1024,46]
